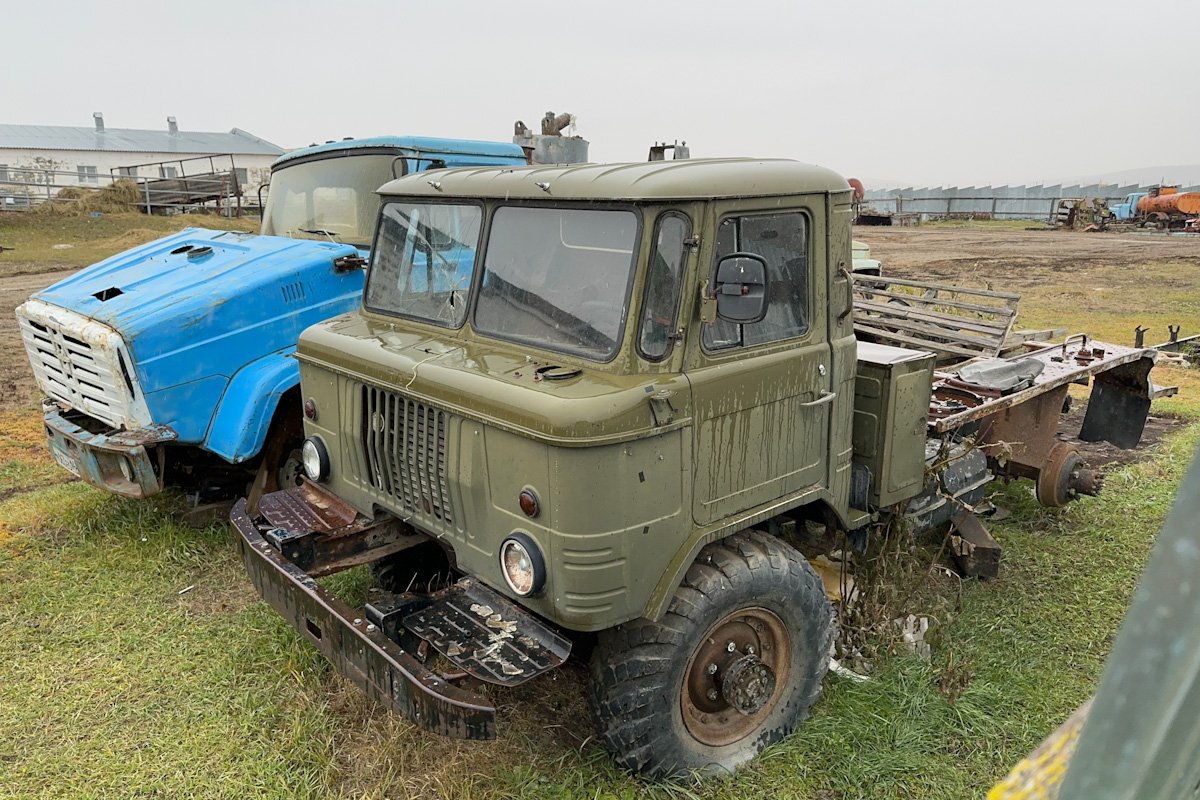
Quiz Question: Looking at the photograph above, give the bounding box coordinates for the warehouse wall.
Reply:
[863,183,1200,221]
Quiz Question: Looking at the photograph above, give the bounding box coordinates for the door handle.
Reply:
[802,390,837,408]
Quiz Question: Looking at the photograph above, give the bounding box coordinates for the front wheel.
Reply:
[587,529,833,780]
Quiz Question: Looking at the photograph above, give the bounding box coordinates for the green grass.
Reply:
[0,215,1197,797]
[920,218,1042,231]
[0,211,257,278]
[1007,259,1200,347]
[0,421,1195,799]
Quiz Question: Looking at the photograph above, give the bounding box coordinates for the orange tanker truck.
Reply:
[1113,185,1200,229]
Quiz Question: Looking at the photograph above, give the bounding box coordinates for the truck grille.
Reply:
[361,385,454,525]
[17,306,134,429]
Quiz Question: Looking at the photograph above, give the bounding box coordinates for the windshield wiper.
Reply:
[298,228,342,241]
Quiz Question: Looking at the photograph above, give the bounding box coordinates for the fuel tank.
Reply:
[1138,192,1200,216]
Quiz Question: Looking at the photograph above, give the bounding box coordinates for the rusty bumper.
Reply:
[231,499,496,739]
[43,403,176,499]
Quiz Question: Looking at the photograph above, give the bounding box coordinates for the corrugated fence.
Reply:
[863,183,1200,221]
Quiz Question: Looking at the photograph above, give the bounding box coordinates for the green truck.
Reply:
[231,158,1163,778]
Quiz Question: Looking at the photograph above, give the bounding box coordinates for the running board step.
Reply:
[367,578,571,687]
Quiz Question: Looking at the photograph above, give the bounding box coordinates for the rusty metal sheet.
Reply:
[258,480,358,534]
[1078,357,1156,450]
[390,578,571,687]
[232,499,496,740]
[930,339,1156,434]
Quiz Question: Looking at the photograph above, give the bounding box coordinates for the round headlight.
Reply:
[499,532,546,597]
[119,458,135,483]
[301,436,330,482]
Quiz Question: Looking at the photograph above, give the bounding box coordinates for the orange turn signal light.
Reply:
[518,489,539,517]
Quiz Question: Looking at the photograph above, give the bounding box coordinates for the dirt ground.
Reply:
[1,268,73,413]
[856,226,1200,280]
[1,226,1195,466]
[855,226,1198,470]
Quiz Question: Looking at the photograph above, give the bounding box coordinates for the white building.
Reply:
[0,113,285,207]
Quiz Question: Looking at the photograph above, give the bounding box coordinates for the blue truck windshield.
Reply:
[261,154,398,247]
[474,207,639,362]
[365,201,483,328]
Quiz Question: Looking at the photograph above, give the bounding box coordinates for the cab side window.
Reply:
[637,213,690,360]
[702,212,809,350]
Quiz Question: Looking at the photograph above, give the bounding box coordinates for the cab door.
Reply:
[684,199,831,525]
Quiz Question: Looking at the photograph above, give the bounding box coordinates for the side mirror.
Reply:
[714,253,769,324]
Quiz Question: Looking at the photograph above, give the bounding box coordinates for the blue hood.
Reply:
[33,228,363,393]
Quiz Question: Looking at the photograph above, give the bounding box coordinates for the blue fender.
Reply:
[204,348,299,463]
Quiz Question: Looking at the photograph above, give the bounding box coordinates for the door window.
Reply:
[702,212,809,350]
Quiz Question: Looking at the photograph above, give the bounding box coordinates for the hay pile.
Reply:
[33,179,145,215]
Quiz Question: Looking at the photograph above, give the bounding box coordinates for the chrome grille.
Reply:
[361,385,454,525]
[18,310,131,428]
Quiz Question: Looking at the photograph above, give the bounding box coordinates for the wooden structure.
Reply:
[852,274,1021,363]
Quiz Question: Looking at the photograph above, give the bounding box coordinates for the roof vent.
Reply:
[93,112,104,133]
[167,116,178,135]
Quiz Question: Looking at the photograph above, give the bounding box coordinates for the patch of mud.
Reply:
[0,478,80,504]
[0,268,76,414]
[1059,403,1186,471]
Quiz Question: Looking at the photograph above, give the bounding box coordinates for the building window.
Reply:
[78,165,98,183]
[234,167,248,187]
[0,164,8,183]
[159,166,177,179]
[118,166,138,178]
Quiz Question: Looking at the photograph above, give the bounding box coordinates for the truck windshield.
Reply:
[365,201,483,328]
[474,206,639,362]
[260,154,398,247]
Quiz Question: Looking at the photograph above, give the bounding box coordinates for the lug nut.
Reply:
[726,641,736,652]
[706,663,718,675]
[707,689,719,701]
[746,645,756,655]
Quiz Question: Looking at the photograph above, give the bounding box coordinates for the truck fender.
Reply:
[204,349,300,463]
[640,492,851,622]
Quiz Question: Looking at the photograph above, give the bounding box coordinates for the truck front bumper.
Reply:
[231,498,497,739]
[43,402,177,499]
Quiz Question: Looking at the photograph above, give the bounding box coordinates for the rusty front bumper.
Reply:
[43,403,176,499]
[231,499,496,739]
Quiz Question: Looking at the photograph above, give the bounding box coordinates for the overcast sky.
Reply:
[5,0,1195,188]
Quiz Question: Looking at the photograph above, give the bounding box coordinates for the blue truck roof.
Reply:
[274,135,527,170]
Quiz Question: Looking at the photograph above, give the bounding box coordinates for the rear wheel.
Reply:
[587,529,833,779]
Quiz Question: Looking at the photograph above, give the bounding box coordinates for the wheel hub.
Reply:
[721,654,777,715]
[277,448,305,489]
[681,607,791,747]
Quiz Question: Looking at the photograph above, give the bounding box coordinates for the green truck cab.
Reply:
[231,158,1157,778]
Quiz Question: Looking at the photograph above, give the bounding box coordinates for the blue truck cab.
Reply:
[1113,192,1147,221]
[16,136,529,502]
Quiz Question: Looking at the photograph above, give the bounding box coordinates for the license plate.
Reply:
[51,445,81,476]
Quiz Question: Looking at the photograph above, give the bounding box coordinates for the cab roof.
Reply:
[274,135,526,169]
[375,158,850,202]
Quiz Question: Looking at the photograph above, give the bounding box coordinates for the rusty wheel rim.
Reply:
[1037,442,1080,508]
[277,448,305,489]
[681,607,791,747]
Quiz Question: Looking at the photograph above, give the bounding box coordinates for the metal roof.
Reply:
[276,135,526,167]
[376,158,851,202]
[0,124,285,156]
